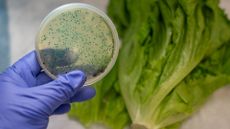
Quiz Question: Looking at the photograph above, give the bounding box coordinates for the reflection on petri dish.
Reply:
[35,3,120,85]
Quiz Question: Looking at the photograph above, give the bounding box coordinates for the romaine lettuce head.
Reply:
[117,0,230,128]
[69,0,230,129]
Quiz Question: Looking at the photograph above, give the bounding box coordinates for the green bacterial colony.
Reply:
[37,8,114,80]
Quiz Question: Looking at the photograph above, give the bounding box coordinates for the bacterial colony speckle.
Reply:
[37,8,114,80]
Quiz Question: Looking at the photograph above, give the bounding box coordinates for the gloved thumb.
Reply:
[30,70,86,114]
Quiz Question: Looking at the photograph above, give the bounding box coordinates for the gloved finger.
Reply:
[70,86,96,102]
[8,51,42,86]
[32,70,86,112]
[52,104,71,115]
[36,72,53,86]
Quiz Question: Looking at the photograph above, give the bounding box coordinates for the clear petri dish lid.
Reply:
[35,3,120,85]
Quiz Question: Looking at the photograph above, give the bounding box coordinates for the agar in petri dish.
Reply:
[35,3,120,85]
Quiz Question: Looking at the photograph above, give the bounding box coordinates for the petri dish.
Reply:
[35,3,120,85]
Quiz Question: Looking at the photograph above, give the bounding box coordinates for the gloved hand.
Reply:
[0,51,96,129]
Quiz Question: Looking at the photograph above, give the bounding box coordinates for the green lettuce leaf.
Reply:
[69,64,130,129]
[155,42,230,129]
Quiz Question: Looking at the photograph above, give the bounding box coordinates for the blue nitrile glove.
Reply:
[0,51,96,129]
